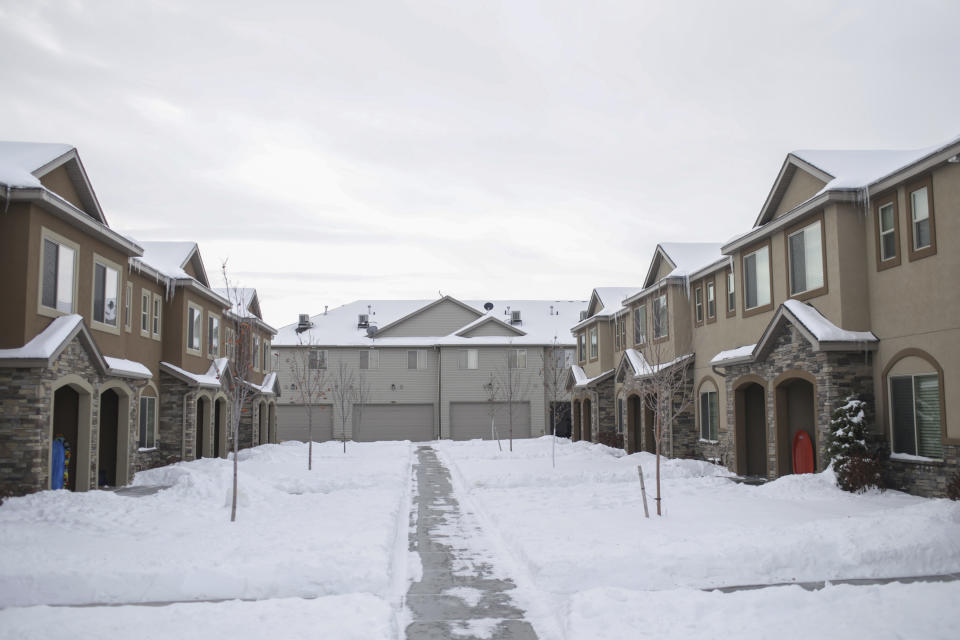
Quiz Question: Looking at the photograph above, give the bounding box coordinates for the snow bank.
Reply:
[565,582,960,640]
[0,441,412,607]
[0,593,394,640]
[438,437,960,598]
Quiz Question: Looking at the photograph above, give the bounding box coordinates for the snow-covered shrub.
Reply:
[947,471,960,501]
[826,396,887,493]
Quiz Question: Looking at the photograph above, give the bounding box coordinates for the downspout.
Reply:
[436,345,442,439]
[712,363,727,379]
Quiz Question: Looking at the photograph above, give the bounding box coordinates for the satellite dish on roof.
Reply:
[366,325,378,337]
[483,302,494,311]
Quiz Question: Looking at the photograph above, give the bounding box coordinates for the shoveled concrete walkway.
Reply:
[405,446,538,640]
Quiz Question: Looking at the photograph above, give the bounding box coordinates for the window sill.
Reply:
[889,452,942,464]
[698,438,719,444]
[137,447,158,453]
[91,320,121,336]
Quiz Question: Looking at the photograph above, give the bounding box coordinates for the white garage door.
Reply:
[352,404,434,442]
[276,404,333,442]
[450,402,531,440]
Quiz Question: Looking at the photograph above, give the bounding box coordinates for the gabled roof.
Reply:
[754,134,960,227]
[454,314,526,338]
[0,315,105,371]
[642,242,725,288]
[160,361,222,389]
[374,295,482,336]
[275,298,585,347]
[0,142,106,224]
[135,241,208,284]
[566,365,615,390]
[214,287,263,320]
[615,348,694,381]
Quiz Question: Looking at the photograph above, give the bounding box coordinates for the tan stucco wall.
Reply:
[0,202,31,348]
[39,165,86,213]
[772,167,827,218]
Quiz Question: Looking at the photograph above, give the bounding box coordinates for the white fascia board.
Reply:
[722,191,845,255]
[867,144,960,196]
[686,258,729,283]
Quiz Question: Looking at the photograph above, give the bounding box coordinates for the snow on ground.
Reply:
[0,441,413,608]
[436,436,960,637]
[0,593,394,640]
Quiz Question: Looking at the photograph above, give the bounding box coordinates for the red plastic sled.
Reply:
[793,430,815,474]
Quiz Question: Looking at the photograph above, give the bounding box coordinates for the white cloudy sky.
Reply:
[1,0,958,327]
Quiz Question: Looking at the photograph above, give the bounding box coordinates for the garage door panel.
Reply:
[276,404,333,442]
[450,402,531,440]
[352,404,434,442]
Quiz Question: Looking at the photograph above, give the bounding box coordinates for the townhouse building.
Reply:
[272,297,583,443]
[0,142,277,498]
[572,134,960,497]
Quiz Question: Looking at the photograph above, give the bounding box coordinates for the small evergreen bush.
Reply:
[826,396,887,493]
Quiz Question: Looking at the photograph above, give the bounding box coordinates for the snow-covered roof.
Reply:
[104,357,152,379]
[620,349,694,379]
[593,287,643,316]
[569,365,615,389]
[214,287,258,318]
[657,242,725,278]
[0,315,85,362]
[0,141,74,188]
[780,299,877,344]
[274,298,586,347]
[792,134,960,194]
[247,371,278,396]
[160,361,221,389]
[132,241,199,280]
[710,344,757,366]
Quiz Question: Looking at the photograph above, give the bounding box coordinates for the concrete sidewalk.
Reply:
[405,445,538,640]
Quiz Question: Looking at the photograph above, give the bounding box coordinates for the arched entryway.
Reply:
[50,377,93,492]
[97,385,130,487]
[214,396,227,458]
[735,379,767,477]
[258,400,268,445]
[195,395,210,459]
[775,374,816,475]
[582,398,593,442]
[572,400,581,440]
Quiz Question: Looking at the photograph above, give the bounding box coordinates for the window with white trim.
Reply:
[653,294,668,339]
[694,285,704,324]
[890,373,942,458]
[40,235,76,314]
[788,220,824,296]
[743,245,771,310]
[359,349,379,369]
[706,281,716,319]
[187,304,202,353]
[408,349,427,370]
[92,258,121,328]
[508,349,527,369]
[726,270,735,313]
[909,185,931,251]
[308,349,327,370]
[459,349,479,369]
[589,327,598,359]
[634,305,646,345]
[208,314,220,358]
[139,395,158,449]
[140,290,150,336]
[152,293,162,338]
[577,333,586,362]
[700,389,719,441]
[252,335,260,370]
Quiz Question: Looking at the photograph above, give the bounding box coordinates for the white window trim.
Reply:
[253,335,261,372]
[90,253,123,335]
[699,389,719,442]
[207,312,221,359]
[878,202,897,261]
[509,348,527,370]
[186,302,203,356]
[151,292,163,341]
[124,281,133,333]
[694,285,704,324]
[140,290,151,337]
[706,281,716,319]
[726,270,736,313]
[653,294,668,340]
[37,227,79,319]
[460,348,479,370]
[589,327,598,360]
[308,348,328,370]
[634,305,647,345]
[139,394,158,450]
[910,186,931,251]
[743,245,771,311]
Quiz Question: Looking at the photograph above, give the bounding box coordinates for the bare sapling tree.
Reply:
[286,332,328,470]
[353,369,371,444]
[636,287,694,516]
[330,361,357,454]
[541,338,569,468]
[484,372,503,452]
[219,262,255,522]
[495,346,534,452]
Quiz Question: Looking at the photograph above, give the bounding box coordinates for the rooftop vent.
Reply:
[579,310,588,321]
[295,313,312,334]
[510,310,522,325]
[357,313,369,328]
